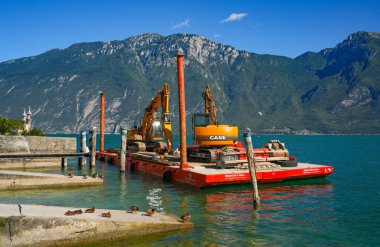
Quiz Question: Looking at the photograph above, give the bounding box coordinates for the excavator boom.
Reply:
[202,86,218,125]
[127,83,172,153]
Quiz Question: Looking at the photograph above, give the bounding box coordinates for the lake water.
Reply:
[1,135,379,246]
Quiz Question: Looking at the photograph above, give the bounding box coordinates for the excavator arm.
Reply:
[128,83,172,153]
[161,83,173,153]
[202,85,218,125]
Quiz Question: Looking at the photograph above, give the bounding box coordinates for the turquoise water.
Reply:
[1,135,379,246]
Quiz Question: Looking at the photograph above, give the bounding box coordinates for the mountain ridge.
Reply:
[0,31,379,133]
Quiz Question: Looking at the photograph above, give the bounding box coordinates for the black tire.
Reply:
[130,163,136,172]
[277,160,298,167]
[163,171,172,182]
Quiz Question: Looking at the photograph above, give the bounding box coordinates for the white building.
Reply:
[22,106,32,131]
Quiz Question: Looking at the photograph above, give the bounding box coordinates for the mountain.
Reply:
[0,31,379,134]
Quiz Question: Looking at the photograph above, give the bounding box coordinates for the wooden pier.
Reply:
[0,152,88,159]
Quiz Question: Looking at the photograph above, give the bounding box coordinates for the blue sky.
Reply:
[0,0,379,62]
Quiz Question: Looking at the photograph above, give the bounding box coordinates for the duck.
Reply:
[98,174,104,179]
[145,208,156,216]
[83,174,87,179]
[64,210,76,216]
[180,212,191,223]
[101,212,111,218]
[66,171,74,178]
[73,209,83,215]
[92,173,99,178]
[130,206,139,214]
[84,207,95,213]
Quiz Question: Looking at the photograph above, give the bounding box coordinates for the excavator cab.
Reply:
[192,113,238,146]
[193,113,211,128]
[151,118,164,140]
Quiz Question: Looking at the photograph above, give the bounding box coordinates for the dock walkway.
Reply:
[0,170,103,190]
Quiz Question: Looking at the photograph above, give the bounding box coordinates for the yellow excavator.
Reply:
[127,83,173,154]
[188,85,239,162]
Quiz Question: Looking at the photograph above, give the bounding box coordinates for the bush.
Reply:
[0,116,44,136]
[0,117,23,135]
[22,128,45,136]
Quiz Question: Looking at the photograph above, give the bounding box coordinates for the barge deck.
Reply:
[96,151,333,188]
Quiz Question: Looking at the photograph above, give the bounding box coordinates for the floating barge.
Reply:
[96,151,333,188]
[95,54,333,188]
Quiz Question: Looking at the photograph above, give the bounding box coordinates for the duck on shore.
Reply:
[84,207,95,213]
[73,209,82,215]
[130,206,139,214]
[101,212,111,218]
[64,210,76,216]
[66,170,74,178]
[180,212,191,223]
[145,208,156,216]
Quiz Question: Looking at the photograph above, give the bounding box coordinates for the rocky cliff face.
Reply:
[0,32,379,133]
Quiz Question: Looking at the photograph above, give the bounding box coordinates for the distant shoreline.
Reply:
[46,132,380,136]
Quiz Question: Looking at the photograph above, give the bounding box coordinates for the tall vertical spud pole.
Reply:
[100,91,105,153]
[176,54,188,168]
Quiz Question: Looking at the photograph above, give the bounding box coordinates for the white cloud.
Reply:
[213,34,221,38]
[172,19,191,30]
[220,13,248,23]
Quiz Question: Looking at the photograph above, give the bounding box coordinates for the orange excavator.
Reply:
[187,85,241,162]
[188,85,294,167]
[127,83,172,154]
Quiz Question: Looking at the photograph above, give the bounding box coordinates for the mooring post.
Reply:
[89,127,97,168]
[120,128,127,172]
[61,157,67,168]
[176,54,188,169]
[243,130,260,209]
[78,130,87,167]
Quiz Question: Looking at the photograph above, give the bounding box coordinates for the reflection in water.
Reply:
[196,180,335,246]
[119,173,126,203]
[89,167,96,177]
[99,160,105,173]
[146,188,164,212]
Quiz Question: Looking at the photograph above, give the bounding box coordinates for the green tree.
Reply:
[22,128,45,136]
[0,117,23,135]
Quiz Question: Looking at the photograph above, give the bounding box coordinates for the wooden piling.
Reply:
[243,130,260,209]
[120,128,127,172]
[61,157,67,168]
[89,127,97,168]
[78,130,87,167]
